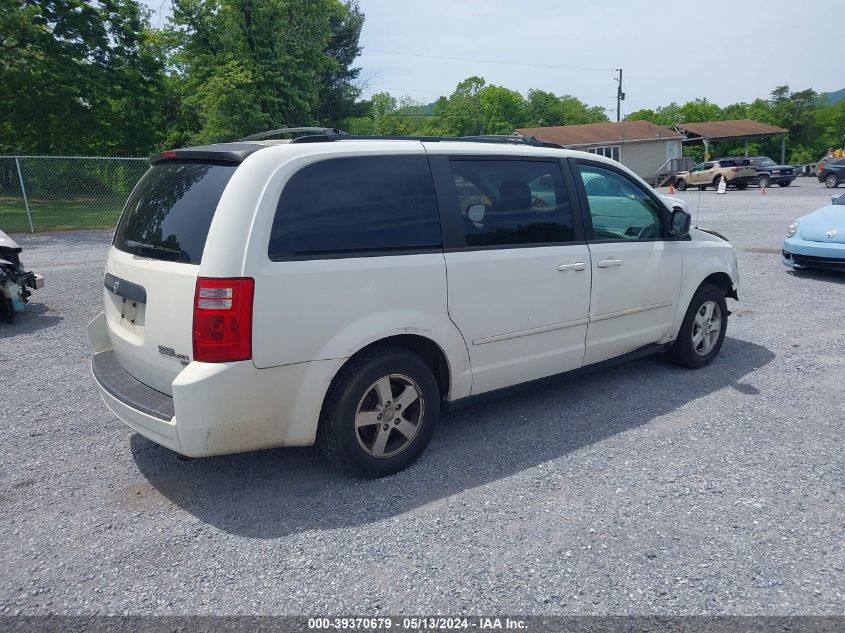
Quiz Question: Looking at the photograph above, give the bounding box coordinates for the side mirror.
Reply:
[670,207,691,237]
[467,204,487,223]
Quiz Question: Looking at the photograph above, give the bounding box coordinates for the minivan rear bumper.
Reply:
[88,313,345,457]
[93,350,180,450]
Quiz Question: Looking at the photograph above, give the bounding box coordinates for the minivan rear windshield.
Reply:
[113,162,237,264]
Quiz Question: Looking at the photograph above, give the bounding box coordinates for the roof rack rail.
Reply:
[240,127,349,141]
[289,133,563,149]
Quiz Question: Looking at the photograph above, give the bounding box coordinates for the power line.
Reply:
[366,49,615,72]
[369,85,618,101]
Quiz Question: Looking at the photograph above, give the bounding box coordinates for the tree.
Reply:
[477,85,525,134]
[524,90,607,127]
[436,76,486,136]
[0,0,167,154]
[165,0,363,145]
[314,0,364,126]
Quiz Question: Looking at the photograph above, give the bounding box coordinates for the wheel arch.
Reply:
[700,271,738,301]
[350,334,452,400]
[670,253,739,341]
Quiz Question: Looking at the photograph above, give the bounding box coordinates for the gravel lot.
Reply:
[1,178,843,616]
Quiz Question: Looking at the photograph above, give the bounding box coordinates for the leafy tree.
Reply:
[314,0,364,126]
[477,85,525,134]
[164,0,362,145]
[525,90,608,127]
[436,76,486,136]
[0,0,166,154]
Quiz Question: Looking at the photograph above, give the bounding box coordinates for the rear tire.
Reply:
[675,179,687,191]
[668,284,728,369]
[318,346,440,478]
[0,297,13,323]
[778,181,790,187]
[736,182,748,190]
[824,173,840,188]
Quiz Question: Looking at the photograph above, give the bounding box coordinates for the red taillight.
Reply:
[819,163,825,172]
[192,277,254,363]
[731,167,741,172]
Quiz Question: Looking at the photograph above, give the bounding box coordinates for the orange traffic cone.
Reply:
[761,183,766,195]
[668,183,676,194]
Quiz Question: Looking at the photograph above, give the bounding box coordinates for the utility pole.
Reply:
[615,68,625,122]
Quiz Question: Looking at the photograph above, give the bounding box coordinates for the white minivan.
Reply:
[89,131,739,477]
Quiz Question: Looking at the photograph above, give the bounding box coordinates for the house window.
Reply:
[588,146,621,162]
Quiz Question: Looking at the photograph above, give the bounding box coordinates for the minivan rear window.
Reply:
[268,155,441,259]
[113,162,237,264]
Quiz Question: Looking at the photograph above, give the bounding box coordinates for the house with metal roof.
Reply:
[516,120,687,186]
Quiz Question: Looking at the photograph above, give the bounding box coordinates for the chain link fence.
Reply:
[0,156,149,233]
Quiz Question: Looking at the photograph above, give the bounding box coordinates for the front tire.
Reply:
[757,174,771,188]
[824,173,840,188]
[736,182,748,190]
[318,346,440,478]
[668,284,728,369]
[675,179,687,191]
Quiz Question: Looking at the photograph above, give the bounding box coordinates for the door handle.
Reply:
[558,262,587,272]
[597,258,622,268]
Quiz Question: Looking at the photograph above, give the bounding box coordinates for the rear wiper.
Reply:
[124,240,184,260]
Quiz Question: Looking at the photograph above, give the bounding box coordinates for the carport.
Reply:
[673,119,788,163]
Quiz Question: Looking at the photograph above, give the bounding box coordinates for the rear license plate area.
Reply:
[104,273,147,331]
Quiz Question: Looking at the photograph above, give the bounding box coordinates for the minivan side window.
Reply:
[578,164,665,241]
[449,160,575,247]
[268,155,441,259]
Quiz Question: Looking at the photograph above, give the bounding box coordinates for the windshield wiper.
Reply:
[124,240,184,260]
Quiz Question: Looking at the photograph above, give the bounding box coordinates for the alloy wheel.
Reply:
[354,374,424,458]
[692,300,722,356]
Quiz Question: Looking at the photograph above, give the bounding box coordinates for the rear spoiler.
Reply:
[150,142,266,165]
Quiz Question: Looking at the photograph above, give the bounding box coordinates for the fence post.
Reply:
[14,157,34,233]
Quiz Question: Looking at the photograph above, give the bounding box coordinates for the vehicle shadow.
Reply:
[0,303,63,338]
[131,336,774,539]
[787,269,845,285]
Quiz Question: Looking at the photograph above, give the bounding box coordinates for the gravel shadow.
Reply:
[786,269,845,285]
[131,336,775,538]
[0,303,63,338]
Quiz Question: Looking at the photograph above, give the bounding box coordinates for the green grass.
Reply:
[0,196,122,233]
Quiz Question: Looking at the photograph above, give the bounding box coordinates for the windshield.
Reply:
[757,158,777,167]
[113,162,237,264]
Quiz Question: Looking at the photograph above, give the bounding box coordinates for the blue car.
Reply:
[782,193,845,271]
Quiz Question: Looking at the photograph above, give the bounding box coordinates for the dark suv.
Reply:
[818,158,845,188]
[721,156,796,188]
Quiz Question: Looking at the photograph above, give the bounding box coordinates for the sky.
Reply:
[145,0,842,113]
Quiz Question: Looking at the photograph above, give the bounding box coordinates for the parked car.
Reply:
[674,159,757,191]
[0,229,44,322]
[89,132,739,477]
[726,156,796,188]
[818,158,845,188]
[782,193,845,270]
